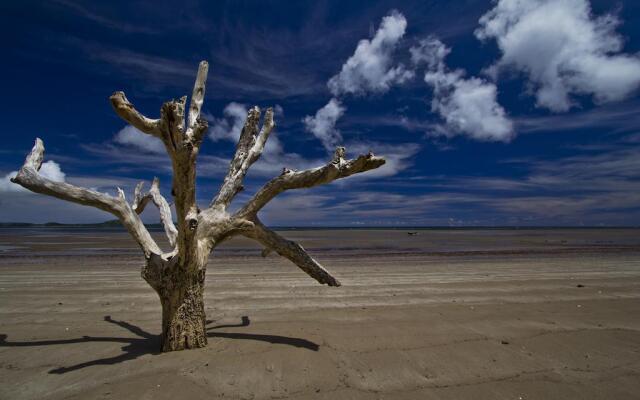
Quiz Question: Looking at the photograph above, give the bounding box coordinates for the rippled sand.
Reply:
[1,228,639,399]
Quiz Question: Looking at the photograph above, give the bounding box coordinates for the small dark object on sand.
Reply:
[501,340,510,345]
[577,284,585,288]
[407,232,419,236]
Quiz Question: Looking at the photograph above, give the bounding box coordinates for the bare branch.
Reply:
[132,178,178,248]
[243,219,341,286]
[110,63,209,153]
[187,61,209,141]
[157,96,187,154]
[133,181,150,211]
[211,107,275,209]
[109,62,210,261]
[237,147,385,217]
[11,139,162,257]
[109,92,161,137]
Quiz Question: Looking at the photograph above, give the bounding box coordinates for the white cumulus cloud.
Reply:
[207,102,283,158]
[475,0,640,112]
[208,102,248,143]
[412,37,514,141]
[328,11,414,96]
[302,98,346,151]
[114,125,165,154]
[39,161,66,182]
[0,160,66,192]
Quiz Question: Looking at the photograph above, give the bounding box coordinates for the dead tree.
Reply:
[10,61,386,352]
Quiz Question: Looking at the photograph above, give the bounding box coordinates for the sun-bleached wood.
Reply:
[187,61,209,139]
[212,106,275,208]
[245,219,342,286]
[11,139,162,258]
[109,92,161,137]
[11,60,386,352]
[237,147,385,218]
[133,178,178,248]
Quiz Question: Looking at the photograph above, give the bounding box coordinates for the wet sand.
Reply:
[1,228,639,399]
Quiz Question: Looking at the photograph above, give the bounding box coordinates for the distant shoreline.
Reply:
[0,222,639,230]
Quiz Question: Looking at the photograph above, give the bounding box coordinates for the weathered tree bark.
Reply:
[143,255,207,351]
[11,60,387,352]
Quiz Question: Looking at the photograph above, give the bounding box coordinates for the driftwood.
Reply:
[11,61,386,352]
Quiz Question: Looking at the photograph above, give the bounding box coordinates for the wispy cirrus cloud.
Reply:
[45,35,324,99]
[380,137,640,225]
[52,0,160,34]
[515,99,640,135]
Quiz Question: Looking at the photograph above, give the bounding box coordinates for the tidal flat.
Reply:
[1,228,639,399]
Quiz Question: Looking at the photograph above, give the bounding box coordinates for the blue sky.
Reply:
[1,0,640,226]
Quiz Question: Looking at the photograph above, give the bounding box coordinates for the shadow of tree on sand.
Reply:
[0,315,319,374]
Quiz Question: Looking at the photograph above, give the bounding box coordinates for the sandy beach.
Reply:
[1,228,639,399]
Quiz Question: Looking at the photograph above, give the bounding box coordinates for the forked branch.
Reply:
[109,92,161,137]
[231,147,385,286]
[211,107,275,209]
[110,61,209,261]
[133,178,178,248]
[237,147,385,217]
[11,139,161,257]
[108,61,210,148]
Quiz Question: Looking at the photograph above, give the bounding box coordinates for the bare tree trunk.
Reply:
[143,257,207,351]
[159,272,207,352]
